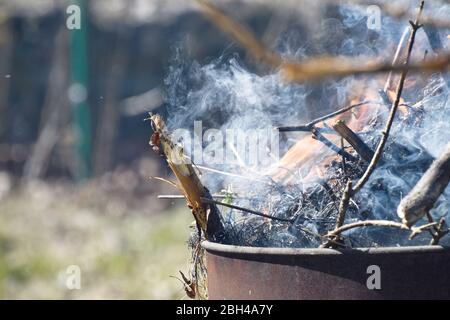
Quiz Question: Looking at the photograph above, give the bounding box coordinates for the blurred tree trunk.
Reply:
[23,28,69,180]
[0,15,12,142]
[93,28,130,176]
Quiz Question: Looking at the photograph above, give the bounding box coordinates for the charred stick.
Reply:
[195,164,271,184]
[277,101,378,132]
[340,136,347,178]
[312,128,358,162]
[397,141,450,227]
[352,1,425,196]
[333,120,375,162]
[200,197,294,223]
[336,181,352,229]
[429,218,449,245]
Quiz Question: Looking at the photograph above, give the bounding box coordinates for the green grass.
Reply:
[0,184,194,299]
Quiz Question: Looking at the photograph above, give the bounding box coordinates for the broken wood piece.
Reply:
[311,128,357,163]
[333,120,374,163]
[397,141,450,227]
[149,114,227,242]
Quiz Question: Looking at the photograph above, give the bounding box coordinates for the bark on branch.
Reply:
[196,0,450,83]
[149,114,227,242]
[397,141,450,227]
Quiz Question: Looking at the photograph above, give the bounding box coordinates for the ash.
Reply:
[213,136,445,248]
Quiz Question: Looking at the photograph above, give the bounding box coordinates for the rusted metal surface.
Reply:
[202,241,450,300]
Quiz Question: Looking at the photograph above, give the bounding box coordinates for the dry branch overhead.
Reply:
[397,141,450,227]
[149,114,226,242]
[336,0,450,29]
[196,0,450,83]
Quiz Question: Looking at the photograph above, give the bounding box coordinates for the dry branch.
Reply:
[397,141,450,227]
[200,197,294,223]
[352,1,425,195]
[277,101,380,132]
[333,120,374,162]
[321,180,352,248]
[196,0,450,83]
[149,114,226,242]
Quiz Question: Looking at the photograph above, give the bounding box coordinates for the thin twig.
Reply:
[352,0,425,196]
[158,194,229,199]
[384,26,410,93]
[312,128,358,162]
[340,136,347,179]
[150,176,179,190]
[195,164,271,184]
[336,181,353,230]
[321,181,352,248]
[408,222,440,240]
[426,213,449,245]
[326,219,436,238]
[429,218,449,245]
[277,101,379,132]
[200,197,295,223]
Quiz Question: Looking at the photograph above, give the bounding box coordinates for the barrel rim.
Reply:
[202,240,450,256]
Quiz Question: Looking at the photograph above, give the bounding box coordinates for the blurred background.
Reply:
[0,0,294,299]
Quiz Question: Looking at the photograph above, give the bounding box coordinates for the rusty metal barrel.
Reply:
[202,241,450,300]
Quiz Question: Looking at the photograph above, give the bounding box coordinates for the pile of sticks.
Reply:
[148,0,450,299]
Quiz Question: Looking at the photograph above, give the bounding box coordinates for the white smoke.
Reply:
[163,1,450,247]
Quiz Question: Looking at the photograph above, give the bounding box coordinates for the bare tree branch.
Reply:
[351,1,425,195]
